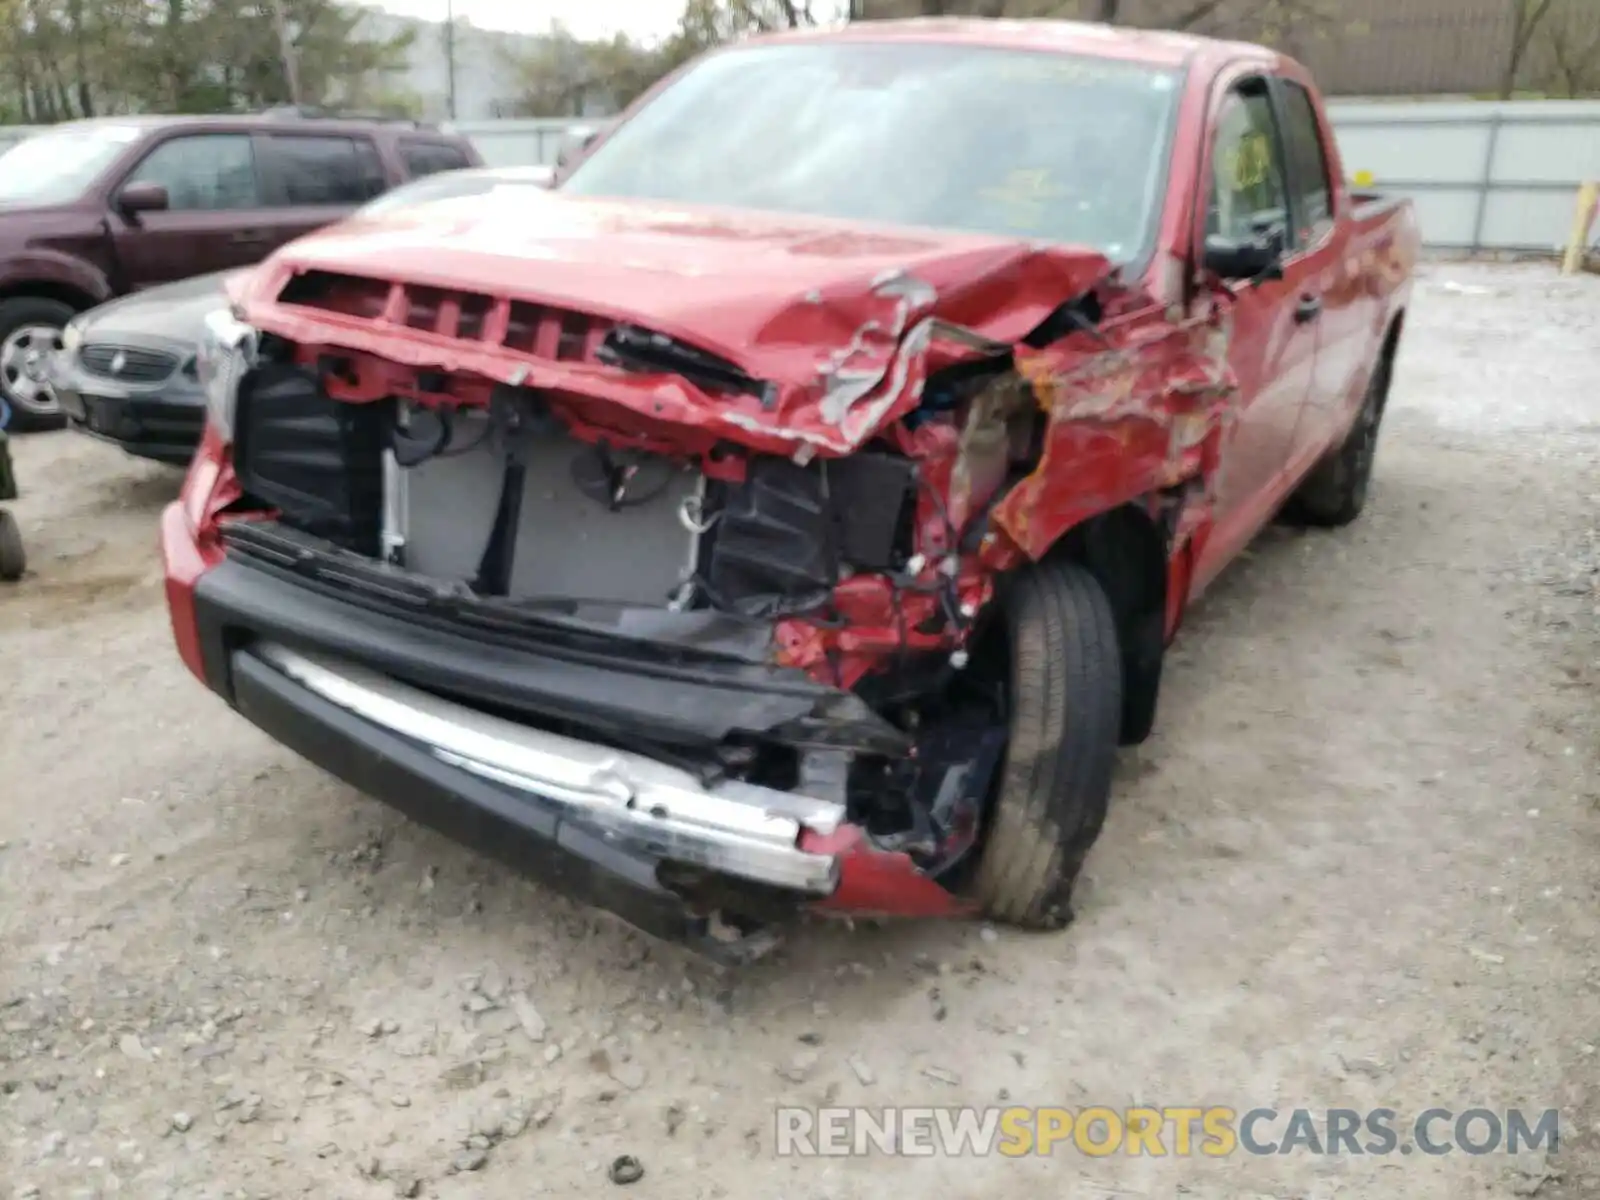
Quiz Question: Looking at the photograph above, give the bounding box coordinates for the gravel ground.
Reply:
[2,261,1598,1200]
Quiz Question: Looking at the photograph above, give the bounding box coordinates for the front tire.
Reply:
[0,297,75,433]
[970,559,1123,929]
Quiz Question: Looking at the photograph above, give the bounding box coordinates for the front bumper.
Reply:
[52,353,204,466]
[225,640,829,959]
[162,508,872,958]
[252,641,843,896]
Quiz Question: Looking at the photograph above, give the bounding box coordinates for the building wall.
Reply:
[349,10,548,120]
[860,0,1600,97]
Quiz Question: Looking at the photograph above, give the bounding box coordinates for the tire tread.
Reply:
[973,559,1122,928]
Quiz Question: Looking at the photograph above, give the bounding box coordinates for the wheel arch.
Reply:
[1375,308,1405,415]
[0,280,100,313]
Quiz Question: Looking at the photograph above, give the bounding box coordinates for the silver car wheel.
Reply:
[0,322,65,416]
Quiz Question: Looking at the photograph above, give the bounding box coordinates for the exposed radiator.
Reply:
[389,403,703,608]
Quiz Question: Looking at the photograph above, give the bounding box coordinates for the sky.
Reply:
[365,0,694,42]
[367,0,849,43]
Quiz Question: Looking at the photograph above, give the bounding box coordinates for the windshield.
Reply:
[354,170,545,218]
[0,124,143,206]
[564,42,1182,263]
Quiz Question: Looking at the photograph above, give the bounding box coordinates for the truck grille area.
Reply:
[395,401,702,608]
[233,363,385,555]
[273,271,765,398]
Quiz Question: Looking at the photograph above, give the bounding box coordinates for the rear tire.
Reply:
[970,559,1122,929]
[0,510,24,581]
[1285,346,1393,528]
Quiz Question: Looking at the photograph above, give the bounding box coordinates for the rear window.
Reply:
[267,135,387,205]
[564,42,1182,263]
[402,141,473,178]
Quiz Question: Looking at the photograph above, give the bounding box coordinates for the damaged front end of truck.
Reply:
[172,208,1234,959]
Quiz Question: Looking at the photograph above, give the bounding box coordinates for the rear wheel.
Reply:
[0,509,24,581]
[970,559,1123,929]
[0,297,74,433]
[1285,346,1394,527]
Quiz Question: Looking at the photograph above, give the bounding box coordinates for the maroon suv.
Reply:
[0,109,482,430]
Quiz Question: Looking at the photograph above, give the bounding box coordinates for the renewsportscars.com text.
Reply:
[774,1106,1561,1158]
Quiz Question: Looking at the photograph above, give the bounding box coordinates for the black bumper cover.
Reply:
[58,385,204,465]
[228,648,754,955]
[192,557,825,960]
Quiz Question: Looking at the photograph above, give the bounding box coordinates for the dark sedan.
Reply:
[52,271,229,464]
[51,165,553,464]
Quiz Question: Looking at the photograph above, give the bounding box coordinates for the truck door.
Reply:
[1272,77,1371,464]
[1191,75,1321,590]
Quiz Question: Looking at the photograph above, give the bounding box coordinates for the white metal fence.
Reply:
[5,101,1598,254]
[449,105,1600,255]
[1326,100,1600,254]
[439,118,589,169]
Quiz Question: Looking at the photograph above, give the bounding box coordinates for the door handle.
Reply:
[1294,294,1323,324]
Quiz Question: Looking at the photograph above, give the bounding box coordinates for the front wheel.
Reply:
[0,297,75,433]
[970,559,1123,929]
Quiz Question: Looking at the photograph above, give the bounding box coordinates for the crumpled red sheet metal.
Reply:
[228,216,1238,689]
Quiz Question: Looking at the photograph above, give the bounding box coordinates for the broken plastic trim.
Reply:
[216,518,914,755]
[598,324,777,407]
[253,642,845,894]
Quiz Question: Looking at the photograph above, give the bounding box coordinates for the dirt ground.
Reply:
[2,261,1598,1200]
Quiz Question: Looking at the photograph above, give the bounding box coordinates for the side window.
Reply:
[1278,82,1335,245]
[354,141,389,199]
[1206,82,1290,245]
[267,136,385,205]
[401,141,472,179]
[123,135,260,211]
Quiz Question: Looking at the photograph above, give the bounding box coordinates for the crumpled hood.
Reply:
[244,190,1120,453]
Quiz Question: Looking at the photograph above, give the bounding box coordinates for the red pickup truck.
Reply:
[162,20,1418,960]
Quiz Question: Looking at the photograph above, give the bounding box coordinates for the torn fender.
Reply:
[988,304,1237,561]
[769,300,1238,687]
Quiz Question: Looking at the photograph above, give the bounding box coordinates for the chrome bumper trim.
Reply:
[253,643,844,894]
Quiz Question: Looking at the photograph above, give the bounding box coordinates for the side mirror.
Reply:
[118,182,170,216]
[1203,228,1285,283]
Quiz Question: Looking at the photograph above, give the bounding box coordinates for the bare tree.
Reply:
[268,0,301,104]
[1502,0,1558,98]
[1529,0,1600,96]
[863,0,1301,29]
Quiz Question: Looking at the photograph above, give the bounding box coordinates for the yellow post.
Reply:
[1561,181,1599,276]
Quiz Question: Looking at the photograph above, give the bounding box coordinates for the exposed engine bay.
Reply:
[212,234,1236,926]
[382,392,921,616]
[222,354,1026,901]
